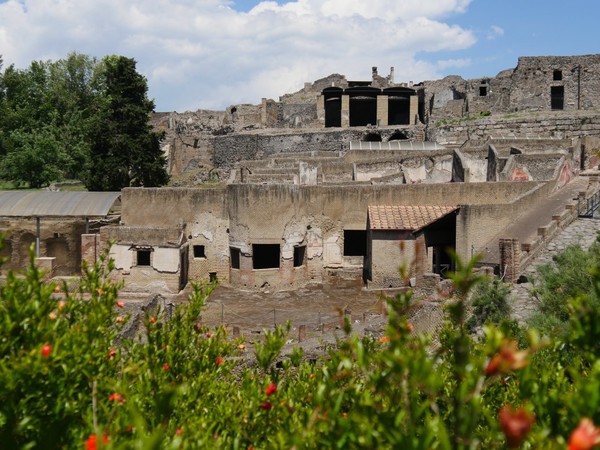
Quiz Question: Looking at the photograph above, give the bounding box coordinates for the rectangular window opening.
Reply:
[230,247,240,269]
[209,272,218,282]
[137,249,151,266]
[193,245,206,258]
[553,69,563,81]
[479,86,488,97]
[294,246,306,267]
[343,230,367,257]
[252,244,280,269]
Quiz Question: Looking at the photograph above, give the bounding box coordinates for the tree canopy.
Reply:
[0,53,168,190]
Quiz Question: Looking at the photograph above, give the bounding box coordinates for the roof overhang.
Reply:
[0,191,121,218]
[368,205,459,232]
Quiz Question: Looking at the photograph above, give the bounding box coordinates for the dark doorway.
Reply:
[344,230,367,256]
[551,86,564,110]
[294,246,306,267]
[388,97,410,125]
[325,97,342,127]
[179,249,188,290]
[348,87,379,127]
[230,247,240,269]
[323,87,343,128]
[46,237,69,276]
[252,244,280,269]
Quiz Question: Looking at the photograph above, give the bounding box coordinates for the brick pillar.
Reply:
[499,238,520,283]
[81,234,98,270]
[376,95,388,127]
[316,95,325,128]
[410,95,419,124]
[341,95,350,128]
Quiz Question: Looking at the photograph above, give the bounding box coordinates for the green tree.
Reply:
[0,55,96,187]
[83,55,168,191]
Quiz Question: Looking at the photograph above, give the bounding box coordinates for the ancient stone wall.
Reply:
[0,219,87,276]
[429,112,600,145]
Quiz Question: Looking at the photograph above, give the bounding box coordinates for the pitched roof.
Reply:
[0,191,121,218]
[368,205,458,231]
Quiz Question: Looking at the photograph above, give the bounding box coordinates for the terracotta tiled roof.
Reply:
[368,205,458,231]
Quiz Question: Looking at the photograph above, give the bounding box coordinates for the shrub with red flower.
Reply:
[265,383,277,396]
[498,405,535,448]
[108,393,124,404]
[85,433,110,450]
[485,340,529,376]
[261,401,272,411]
[215,356,224,366]
[163,363,170,371]
[41,344,52,358]
[569,418,600,450]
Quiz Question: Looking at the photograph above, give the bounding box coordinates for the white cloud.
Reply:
[0,0,477,111]
[487,25,504,40]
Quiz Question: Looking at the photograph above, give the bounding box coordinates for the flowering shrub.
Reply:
[2,245,600,448]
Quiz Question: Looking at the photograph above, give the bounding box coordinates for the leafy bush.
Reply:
[467,277,512,333]
[3,248,600,448]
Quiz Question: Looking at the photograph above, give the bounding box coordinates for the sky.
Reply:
[0,0,598,112]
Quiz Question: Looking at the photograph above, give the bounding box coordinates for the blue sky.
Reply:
[0,0,597,111]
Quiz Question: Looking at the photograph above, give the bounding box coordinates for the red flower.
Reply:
[41,344,52,358]
[108,393,124,403]
[107,348,117,360]
[265,383,277,396]
[569,418,600,450]
[163,363,170,371]
[85,433,109,450]
[116,301,125,308]
[215,356,224,366]
[149,316,156,324]
[485,340,528,376]
[175,427,183,436]
[498,405,535,448]
[261,401,272,411]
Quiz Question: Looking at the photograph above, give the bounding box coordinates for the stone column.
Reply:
[316,95,325,128]
[499,238,520,283]
[341,95,350,128]
[410,95,419,124]
[81,234,98,271]
[376,95,388,127]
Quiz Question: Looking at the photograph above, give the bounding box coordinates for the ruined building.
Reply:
[2,54,600,296]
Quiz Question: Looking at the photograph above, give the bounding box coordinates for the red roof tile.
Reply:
[368,205,458,231]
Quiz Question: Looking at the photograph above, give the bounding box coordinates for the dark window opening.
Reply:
[193,245,206,258]
[551,86,564,110]
[209,272,218,282]
[230,248,240,269]
[344,230,367,257]
[363,132,382,142]
[553,70,562,81]
[479,86,488,96]
[137,250,151,266]
[252,244,280,269]
[294,246,306,267]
